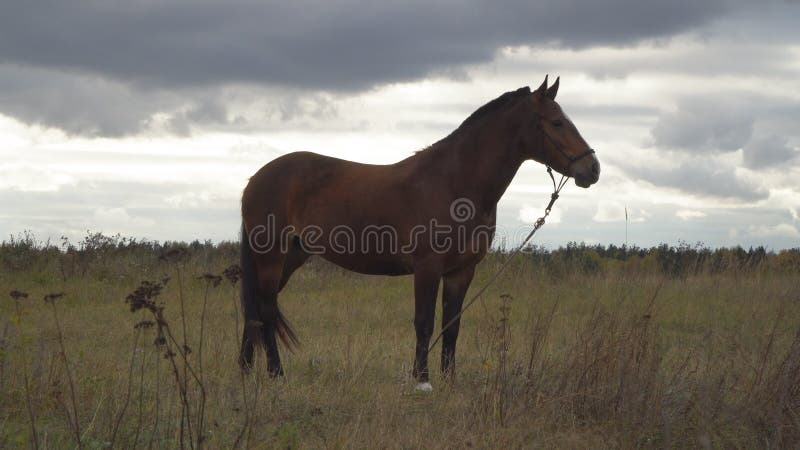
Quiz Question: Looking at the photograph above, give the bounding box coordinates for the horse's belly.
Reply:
[319,252,413,276]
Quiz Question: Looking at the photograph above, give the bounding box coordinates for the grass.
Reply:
[1,243,799,448]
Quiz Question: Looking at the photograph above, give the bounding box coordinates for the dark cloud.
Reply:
[511,40,799,82]
[650,99,754,153]
[0,0,757,135]
[621,159,768,201]
[0,64,178,136]
[0,0,737,90]
[167,99,232,135]
[742,135,799,169]
[0,63,344,136]
[646,94,800,177]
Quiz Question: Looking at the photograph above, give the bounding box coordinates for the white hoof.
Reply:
[415,382,433,392]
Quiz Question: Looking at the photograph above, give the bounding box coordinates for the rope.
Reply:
[427,167,568,353]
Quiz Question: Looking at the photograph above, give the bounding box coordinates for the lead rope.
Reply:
[427,167,568,353]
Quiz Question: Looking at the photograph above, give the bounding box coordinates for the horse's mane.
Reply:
[416,86,531,153]
[456,86,531,132]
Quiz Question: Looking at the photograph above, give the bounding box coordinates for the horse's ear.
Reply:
[546,76,560,100]
[533,75,548,96]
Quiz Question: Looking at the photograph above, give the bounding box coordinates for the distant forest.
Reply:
[2,231,798,280]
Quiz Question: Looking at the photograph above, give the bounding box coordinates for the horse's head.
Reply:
[511,76,600,188]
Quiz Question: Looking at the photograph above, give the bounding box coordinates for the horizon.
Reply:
[4,228,796,254]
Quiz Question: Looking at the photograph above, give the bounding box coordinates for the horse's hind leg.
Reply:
[239,229,262,372]
[240,235,307,377]
[239,256,285,375]
[239,229,289,377]
[253,258,289,377]
[255,241,309,377]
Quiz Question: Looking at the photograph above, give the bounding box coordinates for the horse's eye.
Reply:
[552,119,563,127]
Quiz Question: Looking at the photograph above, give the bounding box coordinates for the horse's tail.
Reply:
[239,223,299,357]
[275,312,299,351]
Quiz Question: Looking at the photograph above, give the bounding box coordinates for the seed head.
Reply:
[44,292,66,303]
[10,290,29,301]
[126,280,164,314]
[134,320,155,329]
[223,264,242,285]
[159,247,188,263]
[198,273,223,287]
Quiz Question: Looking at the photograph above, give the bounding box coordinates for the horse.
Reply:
[238,76,600,391]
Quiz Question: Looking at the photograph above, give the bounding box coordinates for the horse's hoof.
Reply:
[415,382,433,392]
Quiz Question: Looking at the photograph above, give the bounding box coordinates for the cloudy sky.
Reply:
[2,0,799,249]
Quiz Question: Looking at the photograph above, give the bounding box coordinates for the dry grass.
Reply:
[1,250,799,448]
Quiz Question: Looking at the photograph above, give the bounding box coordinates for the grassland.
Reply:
[1,235,799,448]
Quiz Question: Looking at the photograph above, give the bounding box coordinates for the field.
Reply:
[1,234,800,448]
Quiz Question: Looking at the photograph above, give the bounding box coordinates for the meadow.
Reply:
[1,232,799,448]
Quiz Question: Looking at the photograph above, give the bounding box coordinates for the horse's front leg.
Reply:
[441,264,476,382]
[412,267,441,391]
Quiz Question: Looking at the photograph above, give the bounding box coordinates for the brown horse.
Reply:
[239,76,600,390]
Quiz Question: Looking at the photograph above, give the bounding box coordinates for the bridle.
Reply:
[535,114,596,169]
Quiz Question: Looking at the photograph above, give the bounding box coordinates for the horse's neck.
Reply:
[446,127,522,212]
[422,126,524,212]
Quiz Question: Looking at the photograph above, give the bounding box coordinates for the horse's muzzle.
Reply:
[573,152,600,188]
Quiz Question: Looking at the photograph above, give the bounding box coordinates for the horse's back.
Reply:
[242,151,414,228]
